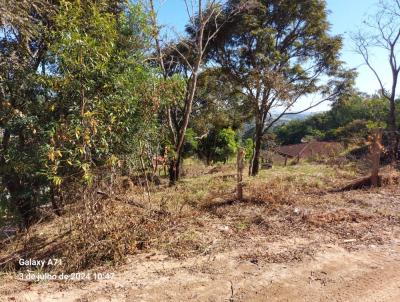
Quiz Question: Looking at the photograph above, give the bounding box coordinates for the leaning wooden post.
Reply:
[369,129,384,187]
[237,148,245,201]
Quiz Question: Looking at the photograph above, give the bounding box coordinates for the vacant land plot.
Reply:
[1,163,400,301]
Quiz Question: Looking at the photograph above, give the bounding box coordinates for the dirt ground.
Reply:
[1,164,400,301]
[1,241,400,301]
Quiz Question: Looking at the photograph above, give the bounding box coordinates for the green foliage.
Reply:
[0,0,53,225]
[334,120,372,140]
[43,0,156,185]
[198,127,238,164]
[274,120,313,145]
[183,128,199,158]
[274,95,390,144]
[190,68,248,136]
[208,0,353,121]
[0,0,157,225]
[204,0,353,175]
[242,138,254,160]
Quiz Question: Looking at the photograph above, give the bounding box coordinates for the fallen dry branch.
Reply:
[333,176,381,192]
[333,173,400,192]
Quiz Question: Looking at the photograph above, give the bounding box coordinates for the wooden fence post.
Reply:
[237,148,245,201]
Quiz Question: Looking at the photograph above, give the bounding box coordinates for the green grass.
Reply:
[146,161,359,214]
[256,162,358,188]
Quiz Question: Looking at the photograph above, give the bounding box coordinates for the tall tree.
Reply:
[0,0,54,227]
[353,0,400,158]
[148,0,244,184]
[209,0,353,176]
[44,0,157,194]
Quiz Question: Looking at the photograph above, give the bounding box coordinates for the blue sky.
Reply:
[327,0,390,97]
[155,0,392,112]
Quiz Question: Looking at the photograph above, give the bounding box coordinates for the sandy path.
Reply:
[1,241,400,302]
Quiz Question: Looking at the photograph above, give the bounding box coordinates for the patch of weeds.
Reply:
[235,219,250,231]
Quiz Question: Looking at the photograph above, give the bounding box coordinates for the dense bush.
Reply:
[0,0,158,227]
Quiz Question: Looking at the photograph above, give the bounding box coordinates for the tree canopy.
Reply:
[203,0,354,175]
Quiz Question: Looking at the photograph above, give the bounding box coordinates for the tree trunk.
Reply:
[250,122,263,176]
[168,74,199,185]
[5,176,38,229]
[206,155,211,166]
[169,152,182,185]
[388,98,398,160]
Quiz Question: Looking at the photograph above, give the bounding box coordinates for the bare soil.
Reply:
[1,242,400,301]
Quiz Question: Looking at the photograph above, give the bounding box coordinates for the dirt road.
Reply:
[2,241,400,302]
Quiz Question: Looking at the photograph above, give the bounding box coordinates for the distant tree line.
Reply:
[274,94,392,145]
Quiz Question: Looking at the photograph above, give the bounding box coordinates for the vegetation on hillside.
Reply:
[274,94,391,145]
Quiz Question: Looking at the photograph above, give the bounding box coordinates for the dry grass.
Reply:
[0,200,162,273]
[1,161,399,275]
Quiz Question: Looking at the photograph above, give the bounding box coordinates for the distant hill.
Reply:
[241,111,320,139]
[276,111,323,124]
